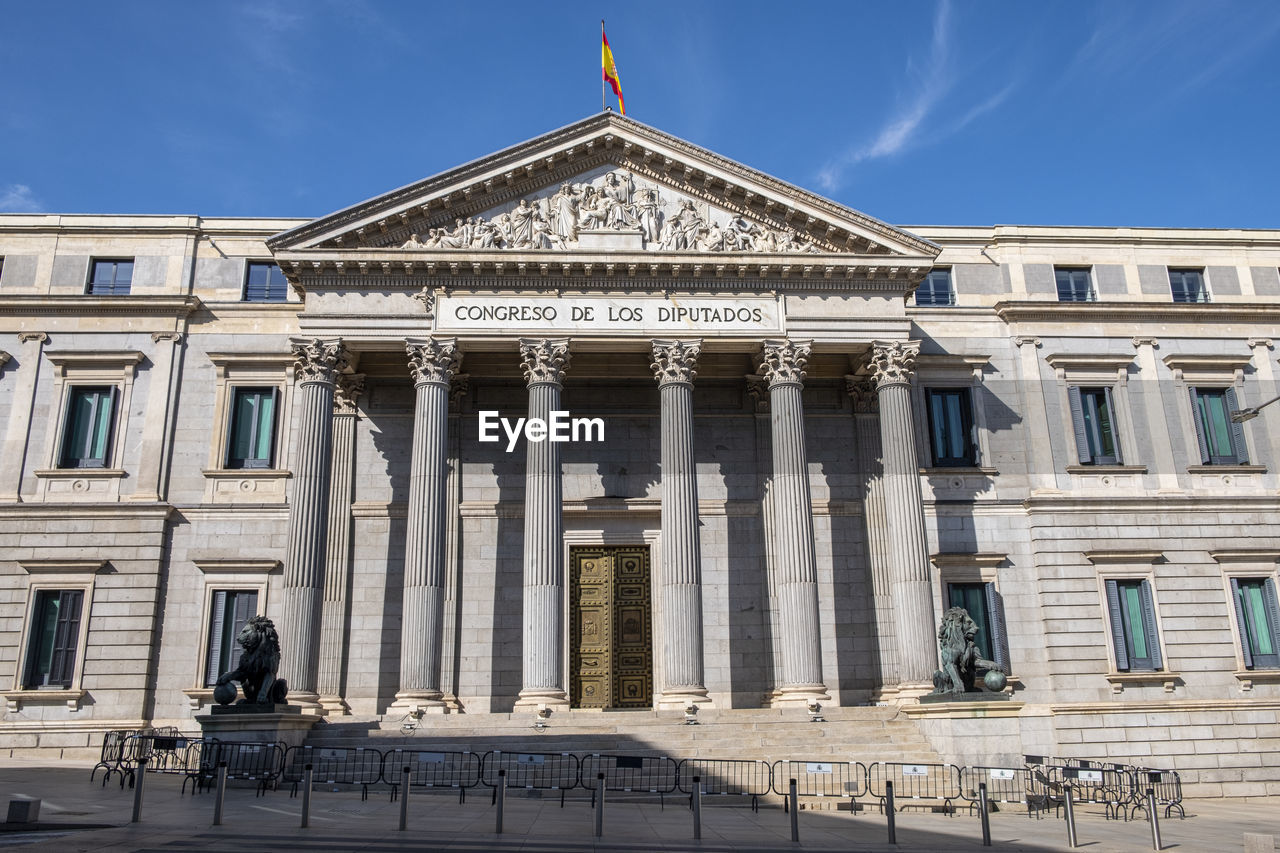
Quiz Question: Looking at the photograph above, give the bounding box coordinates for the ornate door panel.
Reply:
[570,546,652,709]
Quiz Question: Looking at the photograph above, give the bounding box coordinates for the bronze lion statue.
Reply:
[930,606,1000,695]
[214,615,288,706]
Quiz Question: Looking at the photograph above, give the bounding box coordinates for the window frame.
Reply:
[185,559,276,707]
[86,258,134,296]
[1189,386,1248,465]
[225,386,281,469]
[925,386,976,467]
[932,553,1012,677]
[7,560,103,711]
[58,385,118,469]
[1168,267,1210,304]
[203,588,262,687]
[1213,552,1280,685]
[1089,552,1173,688]
[202,352,295,504]
[914,268,955,307]
[1161,354,1257,473]
[242,261,290,303]
[1068,386,1122,465]
[1054,266,1096,303]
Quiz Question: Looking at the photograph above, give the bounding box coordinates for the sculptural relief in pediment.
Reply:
[398,165,826,255]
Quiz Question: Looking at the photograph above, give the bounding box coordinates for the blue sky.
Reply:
[3,1,1278,228]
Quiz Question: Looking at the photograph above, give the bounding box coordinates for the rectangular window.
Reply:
[1068,386,1121,465]
[1105,578,1162,672]
[87,258,133,295]
[926,388,975,467]
[1190,387,1248,465]
[24,589,84,688]
[945,582,1011,673]
[226,387,278,469]
[204,590,259,686]
[1231,578,1280,669]
[914,269,954,306]
[1055,267,1095,302]
[244,262,289,303]
[59,386,117,468]
[1169,268,1208,303]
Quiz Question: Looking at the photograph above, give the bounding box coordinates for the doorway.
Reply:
[569,546,653,709]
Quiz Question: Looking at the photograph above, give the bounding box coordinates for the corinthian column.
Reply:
[280,338,348,710]
[869,340,937,687]
[318,373,364,715]
[515,338,571,709]
[757,339,830,705]
[651,340,711,708]
[393,338,462,716]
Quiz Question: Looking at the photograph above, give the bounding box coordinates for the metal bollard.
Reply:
[789,778,799,842]
[886,780,896,845]
[131,757,147,823]
[300,763,313,829]
[979,781,991,846]
[1146,787,1162,850]
[692,775,702,840]
[1063,784,1078,849]
[213,762,227,827]
[398,766,410,831]
[495,769,506,834]
[595,772,605,838]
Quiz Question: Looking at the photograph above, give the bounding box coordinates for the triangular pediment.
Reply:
[268,113,938,262]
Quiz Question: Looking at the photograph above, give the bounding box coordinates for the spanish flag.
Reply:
[601,22,625,115]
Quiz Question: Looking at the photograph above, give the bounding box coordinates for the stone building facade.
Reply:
[1,114,1278,796]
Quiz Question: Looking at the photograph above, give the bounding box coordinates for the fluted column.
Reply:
[393,339,462,716]
[757,339,830,705]
[515,338,571,709]
[869,340,937,687]
[651,340,711,708]
[318,373,364,715]
[280,338,348,709]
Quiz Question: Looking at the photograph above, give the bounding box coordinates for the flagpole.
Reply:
[601,20,607,112]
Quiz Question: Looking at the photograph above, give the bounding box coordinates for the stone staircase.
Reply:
[303,705,944,767]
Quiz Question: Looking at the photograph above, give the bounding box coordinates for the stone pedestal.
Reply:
[196,705,320,750]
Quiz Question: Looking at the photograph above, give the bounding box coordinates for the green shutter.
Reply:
[1188,388,1211,464]
[205,591,227,686]
[1139,580,1162,670]
[1224,388,1248,463]
[1068,386,1092,463]
[1231,578,1254,669]
[984,582,1011,674]
[1105,580,1129,671]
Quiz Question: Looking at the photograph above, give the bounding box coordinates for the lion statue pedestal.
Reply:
[194,616,320,749]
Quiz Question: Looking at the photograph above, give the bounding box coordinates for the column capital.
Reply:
[651,339,702,386]
[1012,335,1041,349]
[291,338,349,385]
[150,331,183,344]
[449,374,470,407]
[17,332,48,345]
[406,337,461,386]
[869,340,920,388]
[334,373,366,415]
[844,375,879,413]
[1131,336,1159,349]
[756,339,811,387]
[1247,337,1274,351]
[519,338,571,385]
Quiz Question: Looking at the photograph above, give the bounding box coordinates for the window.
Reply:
[946,581,1011,673]
[1189,387,1248,465]
[1105,579,1162,672]
[23,590,84,688]
[59,386,117,468]
[926,388,975,466]
[1055,267,1095,302]
[1231,578,1280,670]
[226,388,279,469]
[204,590,259,686]
[1068,386,1121,465]
[87,258,133,295]
[915,269,954,306]
[1169,268,1208,303]
[244,262,289,302]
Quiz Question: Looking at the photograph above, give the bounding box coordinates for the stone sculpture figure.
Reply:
[929,606,1003,695]
[213,615,289,706]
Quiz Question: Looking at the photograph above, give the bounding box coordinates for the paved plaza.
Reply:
[0,760,1275,852]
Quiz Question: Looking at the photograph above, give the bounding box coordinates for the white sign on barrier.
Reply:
[1077,770,1103,783]
[902,765,929,776]
[319,748,343,760]
[805,763,833,774]
[989,769,1017,780]
[517,754,546,766]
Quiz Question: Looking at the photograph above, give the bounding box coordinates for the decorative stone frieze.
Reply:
[869,340,919,388]
[291,338,349,385]
[519,338,571,385]
[650,339,702,386]
[756,339,811,387]
[413,286,436,318]
[406,338,462,386]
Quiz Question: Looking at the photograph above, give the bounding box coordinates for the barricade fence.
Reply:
[867,762,962,815]
[480,751,581,807]
[282,745,384,800]
[580,754,678,807]
[383,748,482,803]
[676,758,772,812]
[770,760,866,812]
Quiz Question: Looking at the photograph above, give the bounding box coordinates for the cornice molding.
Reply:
[192,558,282,574]
[1044,353,1135,371]
[0,295,201,317]
[1210,550,1280,564]
[995,300,1280,325]
[1085,550,1164,564]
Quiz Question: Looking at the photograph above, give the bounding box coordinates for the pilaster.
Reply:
[0,333,49,503]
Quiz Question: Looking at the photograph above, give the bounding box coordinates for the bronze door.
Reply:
[569,546,652,709]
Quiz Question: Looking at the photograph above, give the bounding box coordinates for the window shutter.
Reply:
[1188,388,1210,464]
[1229,578,1254,669]
[1103,386,1120,463]
[1264,578,1280,660]
[1105,579,1129,671]
[50,590,83,687]
[229,591,258,671]
[966,388,979,466]
[1140,580,1162,670]
[205,591,227,686]
[267,388,280,468]
[1224,388,1248,464]
[984,582,1011,674]
[1067,386,1091,464]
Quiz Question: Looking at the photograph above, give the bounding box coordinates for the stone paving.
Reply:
[0,760,1276,852]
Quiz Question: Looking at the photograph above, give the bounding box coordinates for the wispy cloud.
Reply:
[0,184,43,213]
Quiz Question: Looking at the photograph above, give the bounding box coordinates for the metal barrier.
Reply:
[120,734,204,792]
[676,759,772,812]
[91,730,134,787]
[959,766,1051,818]
[199,740,286,796]
[282,746,384,800]
[481,751,580,807]
[770,760,866,813]
[580,754,679,807]
[867,762,961,815]
[1055,764,1130,820]
[383,749,482,804]
[1128,768,1184,820]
